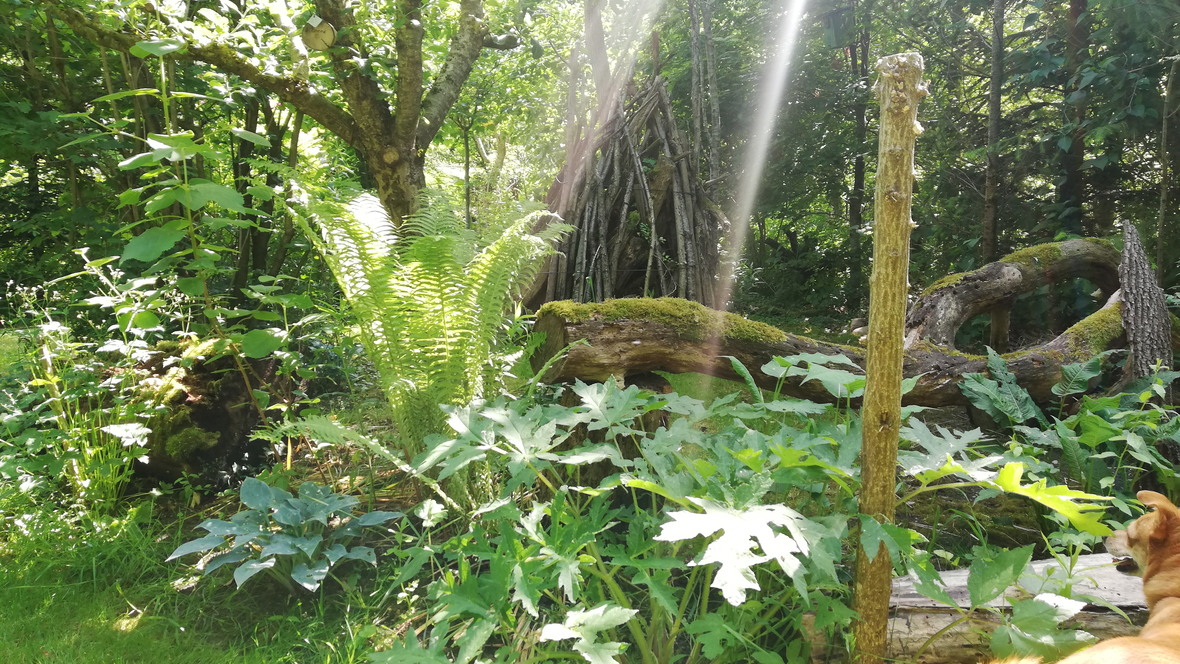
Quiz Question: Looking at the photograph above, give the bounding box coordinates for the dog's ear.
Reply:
[1138,491,1177,512]
[1138,491,1178,542]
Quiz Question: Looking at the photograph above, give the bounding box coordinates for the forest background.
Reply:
[0,0,1179,663]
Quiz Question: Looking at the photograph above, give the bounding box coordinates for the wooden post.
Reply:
[852,52,927,664]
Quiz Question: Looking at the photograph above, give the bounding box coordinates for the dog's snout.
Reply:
[1106,530,1132,557]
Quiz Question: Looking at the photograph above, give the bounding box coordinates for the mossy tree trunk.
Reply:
[531,292,1168,408]
[851,52,927,664]
[904,239,1121,349]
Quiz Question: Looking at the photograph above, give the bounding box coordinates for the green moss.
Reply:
[999,243,1064,267]
[1082,237,1116,251]
[180,337,231,361]
[165,425,220,459]
[153,340,181,354]
[908,339,985,361]
[1064,302,1124,355]
[540,298,789,343]
[921,272,967,296]
[148,405,220,462]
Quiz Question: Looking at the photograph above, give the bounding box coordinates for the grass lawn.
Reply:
[0,499,377,664]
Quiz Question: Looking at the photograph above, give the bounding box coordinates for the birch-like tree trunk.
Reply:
[688,0,704,170]
[703,0,722,200]
[1158,60,1179,284]
[852,52,926,664]
[980,0,1004,264]
[847,30,871,313]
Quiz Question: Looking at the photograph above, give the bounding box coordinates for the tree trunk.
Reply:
[488,131,508,191]
[688,0,703,171]
[1159,60,1179,284]
[847,29,870,314]
[905,239,1121,349]
[1058,0,1089,235]
[231,98,261,299]
[702,0,722,201]
[980,0,1004,263]
[852,52,927,664]
[1121,223,1173,393]
[531,292,1146,408]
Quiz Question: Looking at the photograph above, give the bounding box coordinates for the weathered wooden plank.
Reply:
[805,555,1148,664]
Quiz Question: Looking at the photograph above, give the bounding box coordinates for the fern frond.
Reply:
[302,188,568,451]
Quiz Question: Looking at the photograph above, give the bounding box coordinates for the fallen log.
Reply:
[533,296,1136,407]
[904,239,1121,350]
[804,553,1147,663]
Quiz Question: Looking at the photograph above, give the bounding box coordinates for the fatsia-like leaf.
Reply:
[990,595,1095,660]
[654,498,810,605]
[898,421,990,482]
[986,463,1111,536]
[967,544,1034,606]
[539,604,638,664]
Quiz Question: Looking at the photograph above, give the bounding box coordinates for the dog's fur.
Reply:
[994,490,1180,663]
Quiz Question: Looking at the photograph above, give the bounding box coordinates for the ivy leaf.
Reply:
[908,553,957,607]
[655,498,811,606]
[967,544,1034,606]
[367,635,453,664]
[121,226,185,264]
[629,568,679,613]
[512,563,542,617]
[858,516,900,564]
[812,592,859,631]
[898,421,990,482]
[240,328,284,358]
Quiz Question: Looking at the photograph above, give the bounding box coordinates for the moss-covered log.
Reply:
[904,239,1121,349]
[534,296,1140,407]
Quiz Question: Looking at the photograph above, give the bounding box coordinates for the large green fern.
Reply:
[303,190,568,450]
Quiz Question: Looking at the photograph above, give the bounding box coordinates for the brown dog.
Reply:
[996,490,1180,663]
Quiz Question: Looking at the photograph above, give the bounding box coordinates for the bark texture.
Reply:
[905,239,1121,349]
[852,52,927,664]
[1121,223,1173,383]
[531,289,1155,408]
